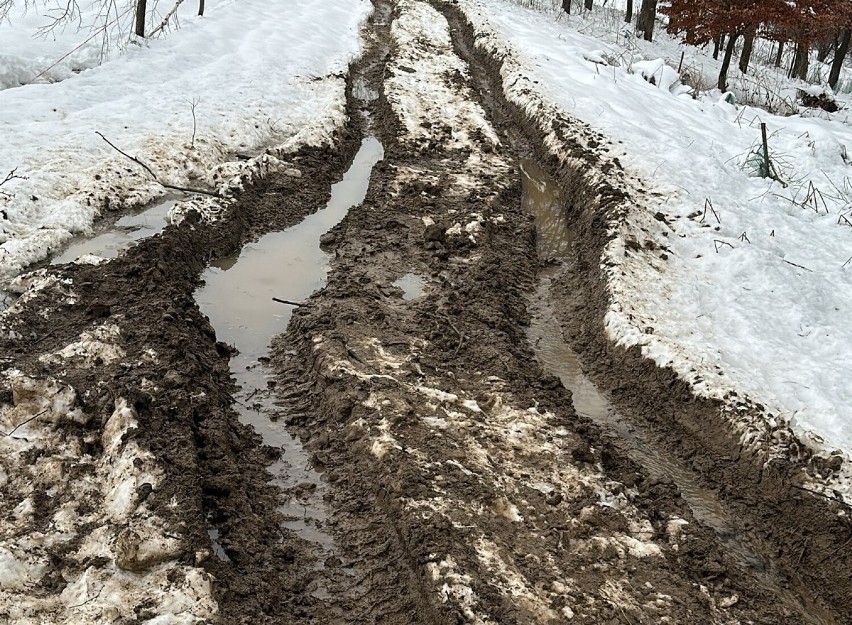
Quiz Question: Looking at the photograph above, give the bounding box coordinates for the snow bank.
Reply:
[0,0,109,91]
[452,0,852,499]
[0,0,371,281]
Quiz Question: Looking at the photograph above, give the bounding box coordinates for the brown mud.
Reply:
[431,0,852,621]
[0,0,850,622]
[0,126,362,622]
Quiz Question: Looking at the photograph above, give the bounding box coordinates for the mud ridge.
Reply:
[432,0,852,620]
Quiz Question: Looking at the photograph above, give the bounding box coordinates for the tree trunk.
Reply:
[198,0,204,15]
[718,32,739,92]
[636,0,657,42]
[739,29,755,74]
[134,0,147,37]
[562,0,571,14]
[829,29,851,89]
[625,0,632,23]
[774,40,785,67]
[792,41,810,80]
[584,0,592,9]
[713,33,723,60]
[817,38,834,63]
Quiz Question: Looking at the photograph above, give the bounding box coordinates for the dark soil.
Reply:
[0,126,362,623]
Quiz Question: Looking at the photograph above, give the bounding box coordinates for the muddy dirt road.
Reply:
[1,0,850,623]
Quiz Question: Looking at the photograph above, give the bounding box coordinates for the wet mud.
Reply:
[0,0,850,622]
[433,0,852,620]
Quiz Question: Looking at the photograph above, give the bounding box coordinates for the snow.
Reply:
[39,323,126,366]
[387,0,500,150]
[0,0,111,91]
[451,0,852,498]
[0,0,371,282]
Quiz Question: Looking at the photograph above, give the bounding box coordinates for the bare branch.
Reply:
[1,408,48,438]
[96,131,219,197]
[148,0,186,37]
[0,167,27,201]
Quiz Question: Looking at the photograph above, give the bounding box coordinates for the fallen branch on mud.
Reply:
[791,483,851,510]
[425,312,466,357]
[272,297,302,307]
[96,132,219,197]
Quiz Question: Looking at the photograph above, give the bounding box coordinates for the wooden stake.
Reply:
[761,122,770,178]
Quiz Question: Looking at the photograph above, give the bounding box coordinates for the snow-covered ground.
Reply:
[0,0,371,281]
[453,0,852,498]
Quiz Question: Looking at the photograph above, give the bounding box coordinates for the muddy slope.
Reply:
[431,0,852,620]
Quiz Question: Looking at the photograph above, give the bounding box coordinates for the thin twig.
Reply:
[272,297,302,307]
[148,0,188,37]
[96,132,218,197]
[1,408,48,438]
[782,259,813,272]
[713,239,733,253]
[0,167,26,200]
[186,96,200,148]
[68,584,104,609]
[425,312,466,357]
[790,483,851,509]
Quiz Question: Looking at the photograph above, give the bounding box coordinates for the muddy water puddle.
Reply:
[51,197,178,265]
[195,137,383,559]
[393,272,425,300]
[521,159,835,625]
[1,198,178,312]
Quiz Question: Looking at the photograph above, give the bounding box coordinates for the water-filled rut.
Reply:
[521,158,836,625]
[195,137,383,555]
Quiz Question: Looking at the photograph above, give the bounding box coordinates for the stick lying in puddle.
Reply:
[272,298,302,306]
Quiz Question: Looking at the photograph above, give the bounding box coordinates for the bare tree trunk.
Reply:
[135,0,147,37]
[713,33,723,60]
[562,0,571,14]
[198,0,204,16]
[817,38,834,63]
[636,0,657,42]
[739,28,755,74]
[718,32,739,92]
[584,0,592,10]
[829,28,851,89]
[625,0,632,23]
[792,41,810,80]
[774,40,785,67]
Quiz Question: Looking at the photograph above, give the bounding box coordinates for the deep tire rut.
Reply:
[431,1,851,622]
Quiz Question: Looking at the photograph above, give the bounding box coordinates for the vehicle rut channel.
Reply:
[0,0,848,623]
